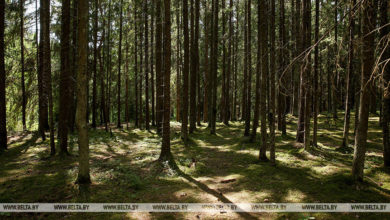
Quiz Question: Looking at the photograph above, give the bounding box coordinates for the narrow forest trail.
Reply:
[0,112,389,219]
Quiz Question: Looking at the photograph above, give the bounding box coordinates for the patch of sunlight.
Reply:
[310,165,346,176]
[228,190,270,203]
[284,189,307,202]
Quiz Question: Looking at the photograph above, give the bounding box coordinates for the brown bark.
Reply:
[144,0,150,130]
[20,0,26,131]
[352,0,375,182]
[0,0,6,151]
[181,0,189,140]
[156,0,163,133]
[59,0,72,155]
[117,0,123,128]
[189,0,196,133]
[76,0,91,184]
[159,0,172,161]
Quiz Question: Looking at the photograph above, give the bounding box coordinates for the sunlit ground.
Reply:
[0,111,389,219]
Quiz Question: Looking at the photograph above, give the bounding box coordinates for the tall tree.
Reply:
[159,0,172,161]
[341,0,355,149]
[269,0,276,163]
[352,0,375,182]
[189,0,197,133]
[278,0,287,135]
[225,0,233,125]
[181,0,189,141]
[144,0,150,130]
[20,0,26,131]
[155,0,163,133]
[195,0,201,126]
[0,0,6,151]
[302,0,311,150]
[203,0,209,123]
[58,0,72,155]
[76,0,90,184]
[313,0,320,147]
[244,0,252,136]
[135,4,139,128]
[209,0,218,134]
[332,0,338,119]
[92,0,98,129]
[117,0,124,129]
[259,0,268,161]
[380,0,390,167]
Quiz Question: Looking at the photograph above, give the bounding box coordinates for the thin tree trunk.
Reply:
[144,0,150,130]
[270,0,276,163]
[203,0,209,123]
[189,0,197,133]
[92,0,98,129]
[20,0,26,131]
[117,0,123,129]
[181,0,189,141]
[156,0,163,133]
[195,0,201,126]
[151,4,155,126]
[209,0,218,134]
[341,0,355,148]
[313,0,320,147]
[0,0,6,151]
[303,0,311,150]
[244,0,252,136]
[135,5,139,128]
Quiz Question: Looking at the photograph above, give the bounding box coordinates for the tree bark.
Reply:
[0,0,6,151]
[160,0,172,161]
[181,0,189,140]
[117,0,123,129]
[20,0,26,131]
[352,0,375,182]
[76,0,91,184]
[144,0,150,130]
[155,0,163,133]
[189,0,197,133]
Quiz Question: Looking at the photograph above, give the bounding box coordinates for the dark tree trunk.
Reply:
[135,5,139,128]
[195,0,201,126]
[0,0,6,151]
[20,0,26,131]
[341,0,355,148]
[181,0,189,141]
[160,0,172,161]
[59,0,72,155]
[117,0,124,129]
[144,0,150,130]
[203,1,209,123]
[269,0,276,163]
[244,0,252,136]
[92,0,98,129]
[209,0,218,134]
[156,0,163,133]
[313,0,320,147]
[189,0,197,133]
[303,0,311,150]
[352,0,375,182]
[380,0,390,166]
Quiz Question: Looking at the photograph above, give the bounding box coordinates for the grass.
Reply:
[0,111,389,219]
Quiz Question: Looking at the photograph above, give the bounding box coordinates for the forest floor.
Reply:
[1,112,390,220]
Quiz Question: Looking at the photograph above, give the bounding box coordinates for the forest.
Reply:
[0,0,389,219]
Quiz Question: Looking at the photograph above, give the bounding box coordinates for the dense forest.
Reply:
[0,0,389,219]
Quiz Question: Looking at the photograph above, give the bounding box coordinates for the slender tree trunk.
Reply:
[259,0,269,161]
[242,0,248,123]
[92,0,98,129]
[176,1,181,122]
[156,0,163,133]
[352,0,375,182]
[195,0,201,126]
[303,0,311,150]
[313,0,320,147]
[220,0,226,124]
[278,0,287,135]
[203,1,209,123]
[20,0,26,131]
[117,0,123,128]
[76,0,91,184]
[244,0,252,136]
[135,5,140,128]
[209,0,218,134]
[341,0,355,148]
[0,0,6,151]
[144,0,150,130]
[59,0,72,155]
[125,35,129,129]
[151,5,155,126]
[181,0,189,141]
[68,0,77,133]
[189,0,196,133]
[160,0,172,161]
[380,0,390,167]
[269,0,276,163]
[333,0,338,119]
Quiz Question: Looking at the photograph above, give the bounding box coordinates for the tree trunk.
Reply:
[313,0,320,147]
[0,0,6,151]
[195,0,201,126]
[144,0,150,130]
[189,0,197,133]
[76,0,91,184]
[160,0,172,161]
[303,0,311,150]
[209,0,218,134]
[244,0,252,137]
[92,0,98,129]
[20,0,26,131]
[156,0,163,133]
[269,0,276,163]
[352,0,375,182]
[59,0,72,155]
[181,0,189,140]
[380,0,390,166]
[117,0,123,129]
[341,0,355,149]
